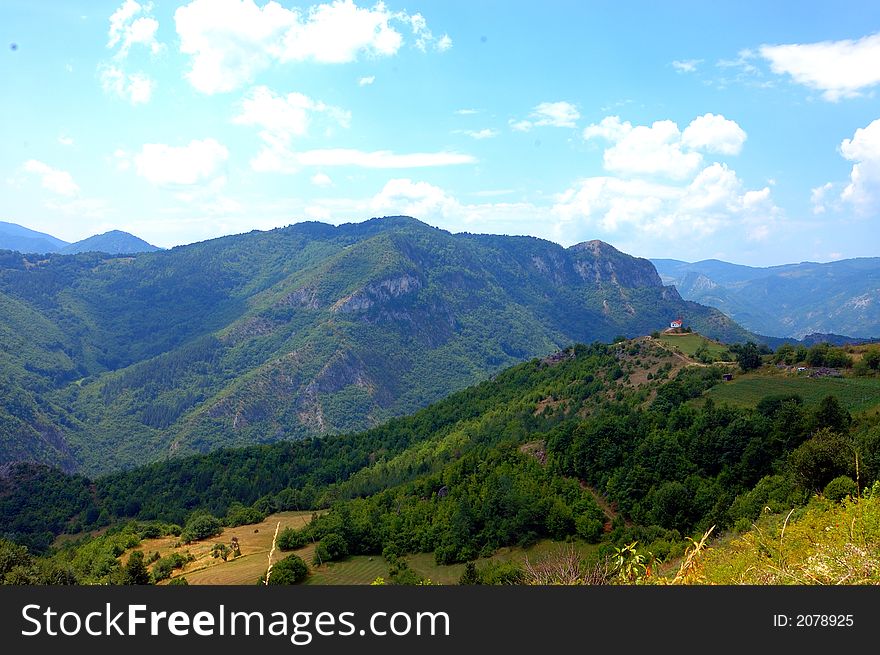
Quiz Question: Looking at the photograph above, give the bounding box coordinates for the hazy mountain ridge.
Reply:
[0,217,752,474]
[653,257,880,339]
[0,221,158,255]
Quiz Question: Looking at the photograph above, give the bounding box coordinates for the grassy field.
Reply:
[304,555,391,585]
[655,332,730,359]
[698,370,880,414]
[130,511,599,585]
[697,494,880,584]
[133,511,317,585]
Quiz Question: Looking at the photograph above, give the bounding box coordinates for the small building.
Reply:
[670,318,683,329]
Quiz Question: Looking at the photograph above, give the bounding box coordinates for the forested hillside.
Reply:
[0,217,750,474]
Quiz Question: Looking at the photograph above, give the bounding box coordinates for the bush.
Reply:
[223,504,266,528]
[180,514,222,544]
[477,561,524,585]
[266,554,309,585]
[313,533,348,565]
[823,476,858,502]
[575,515,604,543]
[277,527,309,551]
[151,552,189,582]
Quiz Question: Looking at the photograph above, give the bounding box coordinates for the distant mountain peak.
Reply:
[60,230,159,255]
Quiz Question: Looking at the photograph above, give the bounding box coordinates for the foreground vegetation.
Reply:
[3,334,879,585]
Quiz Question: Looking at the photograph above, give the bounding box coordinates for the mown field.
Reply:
[655,333,730,359]
[134,511,316,585]
[699,371,880,414]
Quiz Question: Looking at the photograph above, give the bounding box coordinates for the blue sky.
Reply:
[2,0,880,266]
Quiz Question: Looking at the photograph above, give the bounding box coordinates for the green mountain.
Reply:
[653,257,880,339]
[0,217,751,475]
[59,230,160,255]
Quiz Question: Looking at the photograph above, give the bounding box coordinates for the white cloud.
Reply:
[681,113,747,155]
[58,135,74,146]
[457,128,498,140]
[310,172,333,186]
[234,85,350,139]
[134,138,229,185]
[582,115,632,142]
[604,120,702,179]
[839,118,880,214]
[409,12,452,53]
[672,59,701,73]
[101,2,160,104]
[358,75,375,86]
[99,64,155,104]
[583,113,746,179]
[371,178,458,217]
[810,182,834,214]
[760,32,880,101]
[108,0,162,59]
[108,0,143,50]
[454,108,478,115]
[175,0,445,94]
[233,85,353,172]
[512,101,580,131]
[553,163,778,241]
[22,160,80,196]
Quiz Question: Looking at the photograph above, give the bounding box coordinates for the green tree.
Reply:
[789,428,855,491]
[731,342,762,372]
[813,395,852,433]
[458,561,481,585]
[122,551,150,585]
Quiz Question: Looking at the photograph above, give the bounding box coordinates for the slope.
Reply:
[0,217,753,474]
[0,221,69,254]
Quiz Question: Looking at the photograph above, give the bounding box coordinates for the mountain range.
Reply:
[0,221,159,255]
[652,257,880,339]
[0,216,749,476]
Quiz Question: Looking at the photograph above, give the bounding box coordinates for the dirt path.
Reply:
[580,482,631,531]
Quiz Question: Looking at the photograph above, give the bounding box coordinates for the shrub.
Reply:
[277,527,309,551]
[313,533,348,564]
[180,514,222,544]
[823,476,858,502]
[575,515,604,543]
[266,554,309,585]
[223,504,266,528]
